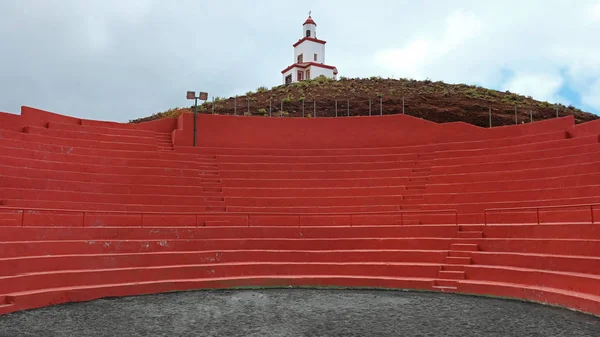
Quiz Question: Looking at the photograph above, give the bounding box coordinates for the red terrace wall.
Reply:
[16,106,178,134]
[173,112,575,149]
[21,106,81,127]
[5,106,581,148]
[568,118,600,139]
[0,112,25,132]
[83,116,178,133]
[438,116,575,142]
[173,113,190,146]
[175,113,444,149]
[132,117,178,133]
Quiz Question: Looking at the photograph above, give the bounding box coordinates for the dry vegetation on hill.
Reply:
[130,77,599,127]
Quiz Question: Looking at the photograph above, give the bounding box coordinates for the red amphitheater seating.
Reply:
[0,106,599,317]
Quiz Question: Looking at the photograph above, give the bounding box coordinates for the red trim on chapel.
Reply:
[293,37,326,48]
[303,16,317,26]
[281,62,338,74]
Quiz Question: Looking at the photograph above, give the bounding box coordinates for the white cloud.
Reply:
[592,2,600,20]
[502,73,565,103]
[1,0,600,120]
[370,1,600,114]
[581,79,600,110]
[372,11,483,81]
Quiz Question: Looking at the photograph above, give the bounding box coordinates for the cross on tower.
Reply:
[309,10,311,16]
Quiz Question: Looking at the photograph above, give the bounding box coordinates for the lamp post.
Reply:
[186,91,208,147]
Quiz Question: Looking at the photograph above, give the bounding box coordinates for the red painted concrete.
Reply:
[0,238,454,258]
[172,113,573,149]
[0,250,449,277]
[1,128,156,151]
[0,112,24,132]
[47,121,156,137]
[24,125,157,145]
[0,226,459,241]
[1,106,600,316]
[0,145,206,169]
[568,118,600,138]
[1,276,435,315]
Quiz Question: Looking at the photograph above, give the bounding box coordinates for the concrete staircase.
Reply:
[433,226,483,291]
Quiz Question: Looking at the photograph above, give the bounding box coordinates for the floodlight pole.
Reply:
[187,91,208,147]
[193,97,198,147]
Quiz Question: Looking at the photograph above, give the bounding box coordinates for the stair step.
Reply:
[205,206,226,212]
[202,179,222,184]
[448,251,473,258]
[450,243,479,251]
[435,279,458,287]
[198,165,219,170]
[400,205,421,210]
[200,171,220,176]
[0,303,14,315]
[409,177,429,182]
[405,185,426,190]
[457,231,483,238]
[204,197,225,202]
[441,265,466,272]
[203,220,231,227]
[411,168,431,173]
[445,256,471,265]
[459,225,485,231]
[398,219,420,225]
[438,271,465,280]
[432,286,457,292]
[404,195,424,200]
[202,187,223,193]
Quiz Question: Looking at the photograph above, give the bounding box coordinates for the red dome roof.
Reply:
[303,15,316,26]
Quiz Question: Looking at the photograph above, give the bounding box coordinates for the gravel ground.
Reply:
[0,289,598,337]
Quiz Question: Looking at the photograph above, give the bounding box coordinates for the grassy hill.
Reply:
[130,76,599,127]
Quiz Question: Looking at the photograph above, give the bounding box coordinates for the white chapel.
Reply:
[281,13,338,84]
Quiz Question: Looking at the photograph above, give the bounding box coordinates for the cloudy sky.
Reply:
[1,0,600,122]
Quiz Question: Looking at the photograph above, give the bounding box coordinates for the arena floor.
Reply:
[0,289,598,337]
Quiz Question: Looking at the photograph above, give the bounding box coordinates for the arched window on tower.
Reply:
[306,30,311,38]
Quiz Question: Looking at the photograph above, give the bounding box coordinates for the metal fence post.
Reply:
[281,100,283,116]
[514,105,517,124]
[402,96,405,114]
[269,99,272,117]
[234,96,237,115]
[530,110,533,123]
[369,98,372,116]
[313,101,316,117]
[335,100,338,117]
[211,97,214,114]
[247,97,250,115]
[379,96,382,115]
[302,100,305,117]
[556,106,559,118]
[347,100,349,116]
[489,107,492,128]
